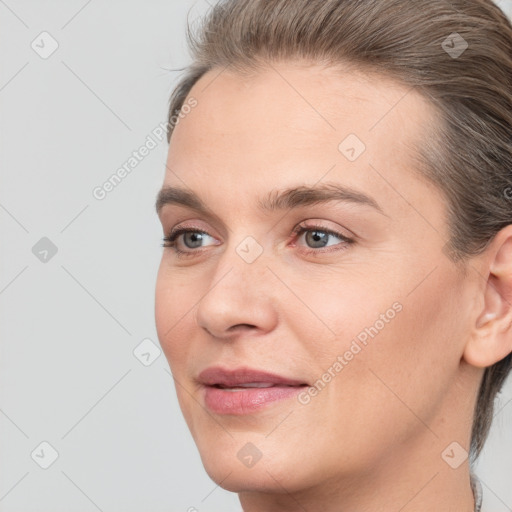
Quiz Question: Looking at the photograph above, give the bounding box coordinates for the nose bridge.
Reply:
[195,232,276,336]
[206,233,269,302]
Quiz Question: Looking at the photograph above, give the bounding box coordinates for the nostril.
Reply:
[226,324,257,334]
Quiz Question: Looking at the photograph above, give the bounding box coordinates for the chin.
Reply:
[193,432,313,494]
[200,454,292,493]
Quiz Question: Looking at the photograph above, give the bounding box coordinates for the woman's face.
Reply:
[155,62,478,494]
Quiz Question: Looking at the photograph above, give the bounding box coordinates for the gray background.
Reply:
[1,1,511,511]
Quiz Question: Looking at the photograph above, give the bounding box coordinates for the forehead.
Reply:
[164,61,445,229]
[170,61,434,154]
[168,62,437,176]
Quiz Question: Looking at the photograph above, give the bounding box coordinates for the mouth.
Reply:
[212,382,300,390]
[197,366,309,415]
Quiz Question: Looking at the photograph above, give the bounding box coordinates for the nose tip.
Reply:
[195,264,279,341]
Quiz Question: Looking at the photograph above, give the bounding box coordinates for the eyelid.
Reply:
[164,226,219,248]
[287,223,354,257]
[162,220,355,258]
[290,220,355,242]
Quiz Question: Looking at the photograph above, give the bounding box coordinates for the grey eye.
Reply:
[183,232,206,249]
[305,230,331,248]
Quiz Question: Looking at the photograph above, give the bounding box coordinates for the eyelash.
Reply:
[162,223,354,259]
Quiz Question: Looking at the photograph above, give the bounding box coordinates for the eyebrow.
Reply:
[155,183,386,218]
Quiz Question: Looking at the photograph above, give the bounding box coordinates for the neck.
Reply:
[238,432,476,512]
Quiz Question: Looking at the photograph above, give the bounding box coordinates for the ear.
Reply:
[463,225,512,368]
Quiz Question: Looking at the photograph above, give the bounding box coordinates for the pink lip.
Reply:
[198,366,308,415]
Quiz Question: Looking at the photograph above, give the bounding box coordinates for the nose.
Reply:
[195,247,279,340]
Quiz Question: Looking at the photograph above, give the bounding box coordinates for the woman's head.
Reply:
[155,0,512,506]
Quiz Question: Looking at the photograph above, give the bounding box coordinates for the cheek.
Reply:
[155,263,196,365]
[155,267,201,427]
[296,259,463,367]
[281,272,397,364]
[337,267,465,422]
[289,265,463,425]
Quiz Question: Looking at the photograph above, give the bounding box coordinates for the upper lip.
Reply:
[198,366,308,387]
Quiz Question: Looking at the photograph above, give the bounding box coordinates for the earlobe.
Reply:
[463,226,512,368]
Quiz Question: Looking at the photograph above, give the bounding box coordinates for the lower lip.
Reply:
[203,385,305,415]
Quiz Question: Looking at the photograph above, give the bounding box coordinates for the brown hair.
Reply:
[166,0,512,461]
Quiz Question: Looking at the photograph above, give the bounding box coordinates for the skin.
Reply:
[155,61,512,511]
